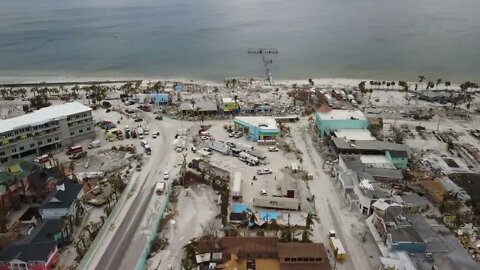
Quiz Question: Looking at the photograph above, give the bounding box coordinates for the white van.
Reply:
[88,139,101,149]
[155,182,166,195]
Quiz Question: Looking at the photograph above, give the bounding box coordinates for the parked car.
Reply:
[226,141,236,148]
[69,151,87,160]
[268,146,279,152]
[134,118,143,122]
[234,132,243,138]
[201,148,213,154]
[228,132,234,138]
[257,168,272,175]
[131,130,137,138]
[163,171,169,180]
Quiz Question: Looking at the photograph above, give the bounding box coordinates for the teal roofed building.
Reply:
[315,110,368,138]
[233,116,279,142]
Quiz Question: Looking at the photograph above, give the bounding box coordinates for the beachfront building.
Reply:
[233,116,279,142]
[179,97,219,115]
[315,109,368,138]
[221,97,240,113]
[0,102,95,163]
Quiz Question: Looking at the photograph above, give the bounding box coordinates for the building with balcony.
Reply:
[0,102,95,163]
[336,155,392,215]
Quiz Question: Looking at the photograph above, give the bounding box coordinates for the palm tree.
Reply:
[280,226,294,242]
[418,75,426,91]
[436,78,442,90]
[78,233,87,250]
[0,89,7,99]
[74,241,85,260]
[18,88,27,97]
[358,81,366,93]
[85,222,94,239]
[391,81,396,90]
[268,219,280,237]
[74,198,85,219]
[304,212,316,230]
[445,81,451,91]
[71,85,80,96]
[248,209,257,226]
[31,87,38,97]
[301,228,313,242]
[100,215,106,226]
[386,82,391,90]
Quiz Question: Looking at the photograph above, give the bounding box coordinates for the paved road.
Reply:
[80,108,188,270]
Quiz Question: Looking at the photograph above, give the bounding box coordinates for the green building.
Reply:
[315,110,368,138]
[221,97,240,113]
[386,150,409,169]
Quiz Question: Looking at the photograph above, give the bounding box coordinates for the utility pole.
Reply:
[436,114,441,131]
[393,110,398,129]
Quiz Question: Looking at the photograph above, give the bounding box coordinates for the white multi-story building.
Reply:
[0,102,95,163]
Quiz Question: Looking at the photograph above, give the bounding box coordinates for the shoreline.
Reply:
[0,75,465,90]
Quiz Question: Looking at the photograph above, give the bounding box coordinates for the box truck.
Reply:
[231,172,242,200]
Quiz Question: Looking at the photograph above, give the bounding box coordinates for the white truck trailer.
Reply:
[208,141,231,155]
[252,196,301,211]
[231,172,242,200]
[235,143,254,152]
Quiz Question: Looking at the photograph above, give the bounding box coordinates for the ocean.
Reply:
[0,0,479,82]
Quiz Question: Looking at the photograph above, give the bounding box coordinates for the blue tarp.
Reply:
[259,211,278,221]
[232,203,249,213]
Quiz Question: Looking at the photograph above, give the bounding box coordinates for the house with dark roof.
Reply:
[369,204,480,270]
[0,219,63,270]
[0,241,58,270]
[40,179,83,219]
[24,219,65,244]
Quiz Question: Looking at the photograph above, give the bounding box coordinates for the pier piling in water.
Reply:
[248,48,279,85]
